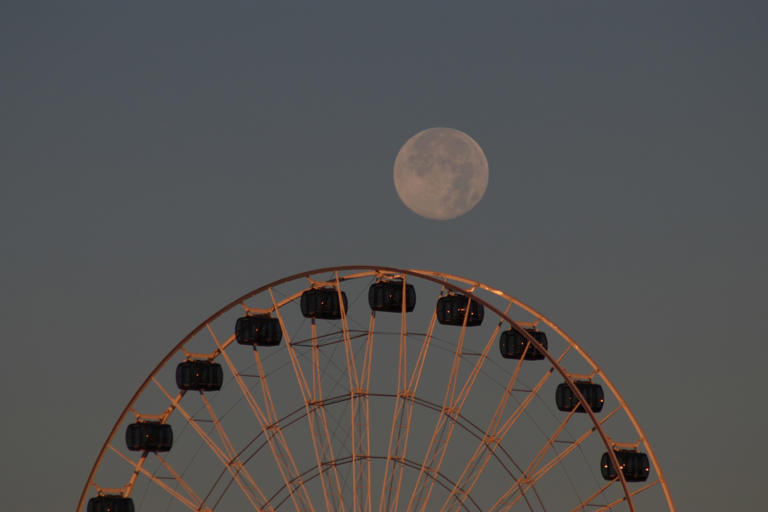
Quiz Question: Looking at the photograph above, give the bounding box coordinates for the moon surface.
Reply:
[394,127,489,220]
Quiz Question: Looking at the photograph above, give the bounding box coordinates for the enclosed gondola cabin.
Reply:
[436,294,484,326]
[600,450,650,482]
[300,288,349,320]
[176,360,223,391]
[499,328,548,360]
[368,280,416,312]
[235,315,282,346]
[555,381,604,413]
[87,496,135,512]
[126,421,173,452]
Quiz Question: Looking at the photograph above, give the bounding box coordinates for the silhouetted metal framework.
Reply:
[77,266,675,512]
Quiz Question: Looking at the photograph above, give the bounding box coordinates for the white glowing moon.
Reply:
[393,127,489,220]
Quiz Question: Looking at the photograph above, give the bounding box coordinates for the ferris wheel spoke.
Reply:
[152,377,271,510]
[453,303,513,411]
[564,478,617,512]
[443,369,552,512]
[270,289,346,512]
[209,325,315,512]
[489,405,622,512]
[485,344,528,436]
[252,345,320,512]
[393,311,440,509]
[310,322,323,398]
[154,453,205,506]
[521,407,578,481]
[351,310,376,512]
[107,444,203,511]
[120,442,151,497]
[494,349,569,438]
[583,479,659,512]
[529,405,620,483]
[334,272,372,512]
[333,272,366,512]
[378,306,439,512]
[363,311,377,506]
[406,303,510,512]
[376,289,411,512]
[198,393,238,461]
[438,345,571,512]
[198,402,281,512]
[333,272,361,391]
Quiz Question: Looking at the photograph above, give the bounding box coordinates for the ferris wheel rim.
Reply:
[77,265,675,512]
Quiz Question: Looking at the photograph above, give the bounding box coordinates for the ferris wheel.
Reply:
[78,266,675,512]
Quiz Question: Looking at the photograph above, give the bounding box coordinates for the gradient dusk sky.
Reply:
[1,2,766,510]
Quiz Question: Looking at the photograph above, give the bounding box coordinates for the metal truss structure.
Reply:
[77,266,675,512]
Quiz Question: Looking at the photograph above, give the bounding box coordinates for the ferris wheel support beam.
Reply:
[406,303,509,512]
[211,327,315,512]
[569,478,617,512]
[404,289,479,512]
[155,453,205,507]
[378,304,440,512]
[271,289,346,512]
[589,480,659,512]
[490,405,621,512]
[334,271,367,512]
[107,444,203,511]
[199,391,279,509]
[152,377,271,510]
[199,393,237,463]
[360,309,377,512]
[439,344,567,512]
[524,406,578,481]
[530,406,620,485]
[253,345,319,512]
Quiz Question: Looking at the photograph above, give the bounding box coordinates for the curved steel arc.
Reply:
[266,454,482,512]
[78,265,674,512]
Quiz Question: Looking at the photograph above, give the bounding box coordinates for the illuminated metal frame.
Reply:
[76,265,675,512]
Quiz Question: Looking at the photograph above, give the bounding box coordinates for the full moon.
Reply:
[393,127,488,220]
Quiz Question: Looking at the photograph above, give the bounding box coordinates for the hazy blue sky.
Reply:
[1,1,766,510]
